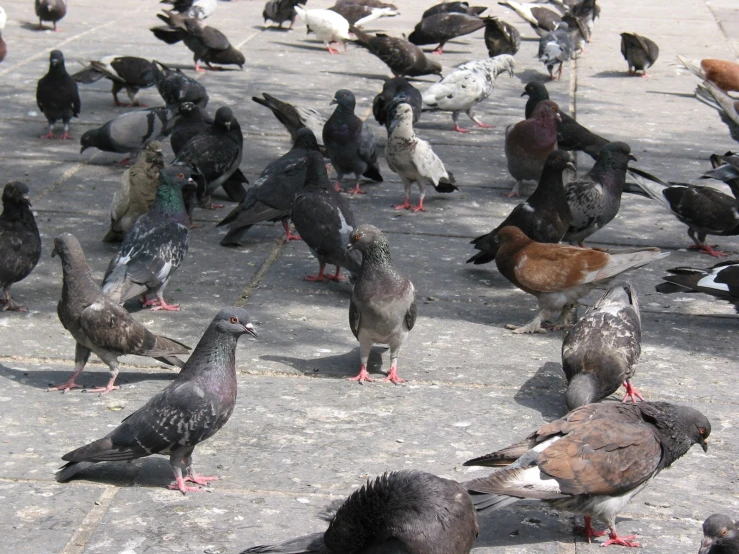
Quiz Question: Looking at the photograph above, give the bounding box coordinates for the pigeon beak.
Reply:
[224,120,231,131]
[243,323,257,338]
[565,161,576,171]
[700,438,708,453]
[699,537,712,554]
[520,90,528,97]
[555,112,562,123]
[51,245,59,258]
[80,145,88,154]
[628,154,638,162]
[330,98,337,106]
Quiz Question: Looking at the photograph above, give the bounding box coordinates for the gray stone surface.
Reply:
[0,0,738,552]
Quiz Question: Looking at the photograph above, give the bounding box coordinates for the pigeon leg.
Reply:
[348,182,367,195]
[85,358,121,394]
[40,123,56,139]
[334,180,345,193]
[168,463,205,494]
[281,220,301,241]
[48,343,91,392]
[574,516,608,542]
[601,529,640,548]
[150,299,181,312]
[59,123,72,140]
[326,266,344,281]
[431,45,443,54]
[502,181,522,197]
[506,314,547,334]
[349,364,374,383]
[556,61,564,80]
[687,229,726,257]
[326,43,341,55]
[37,19,44,30]
[467,109,493,129]
[1,288,27,312]
[183,452,218,485]
[621,380,644,403]
[383,365,405,384]
[114,157,133,167]
[304,263,329,282]
[410,197,426,212]
[452,111,470,133]
[394,197,412,210]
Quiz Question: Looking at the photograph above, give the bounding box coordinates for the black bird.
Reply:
[408,12,488,54]
[241,471,478,554]
[468,150,573,264]
[498,0,561,36]
[55,306,256,493]
[251,92,326,153]
[36,0,66,31]
[423,1,486,18]
[263,0,303,28]
[351,27,443,78]
[36,50,80,140]
[620,32,659,77]
[72,56,157,107]
[0,182,42,312]
[484,17,521,57]
[153,61,209,108]
[170,102,209,155]
[700,514,739,554]
[372,77,422,130]
[656,261,739,312]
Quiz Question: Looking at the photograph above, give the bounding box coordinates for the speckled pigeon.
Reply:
[153,61,209,109]
[484,17,520,57]
[36,50,80,139]
[351,27,443,79]
[263,0,304,28]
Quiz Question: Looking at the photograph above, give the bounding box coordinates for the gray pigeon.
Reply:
[562,282,643,411]
[48,234,191,394]
[538,22,573,80]
[36,0,66,30]
[251,92,326,151]
[55,306,256,493]
[620,32,659,77]
[101,167,193,311]
[347,224,416,384]
[262,0,304,28]
[323,89,383,194]
[292,151,362,282]
[241,471,478,553]
[700,514,739,554]
[153,60,209,109]
[36,50,80,139]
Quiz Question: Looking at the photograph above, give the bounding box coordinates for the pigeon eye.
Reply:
[177,173,184,178]
[354,234,361,241]
[722,529,728,537]
[699,427,706,436]
[230,316,238,324]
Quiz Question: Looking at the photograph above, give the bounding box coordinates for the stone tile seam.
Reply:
[60,486,118,554]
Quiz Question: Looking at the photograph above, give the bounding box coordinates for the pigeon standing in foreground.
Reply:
[0,182,42,312]
[347,224,416,384]
[36,50,80,139]
[263,0,304,29]
[71,56,157,107]
[408,12,488,54]
[465,401,710,547]
[372,77,422,130]
[36,0,66,30]
[655,261,739,312]
[562,282,643,410]
[699,514,739,554]
[241,471,478,553]
[294,7,351,54]
[56,306,256,493]
[538,22,573,80]
[48,234,191,394]
[350,27,443,79]
[484,17,520,57]
[620,32,659,77]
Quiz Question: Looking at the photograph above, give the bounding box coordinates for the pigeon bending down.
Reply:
[48,234,191,394]
[467,150,573,265]
[251,92,326,150]
[372,77,422,130]
[421,54,514,132]
[36,0,66,30]
[538,22,573,80]
[562,281,643,410]
[102,167,193,311]
[504,99,560,197]
[408,12,488,54]
[484,17,520,57]
[350,27,443,79]
[563,142,636,245]
[678,56,739,94]
[498,0,561,36]
[292,151,361,282]
[102,141,164,242]
[465,401,710,547]
[72,56,157,107]
[386,103,457,212]
[700,514,739,554]
[423,1,487,18]
[162,0,217,19]
[323,89,382,194]
[295,7,350,54]
[56,306,256,493]
[620,32,659,77]
[655,261,739,312]
[0,182,42,312]
[153,61,209,109]
[494,226,667,333]
[218,128,321,246]
[241,471,478,553]
[263,0,304,29]
[695,81,739,144]
[330,3,398,26]
[36,50,80,140]
[347,224,416,384]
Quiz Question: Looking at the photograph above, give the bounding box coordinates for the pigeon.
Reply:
[323,89,383,194]
[151,13,245,71]
[494,226,667,333]
[350,27,443,79]
[423,1,486,18]
[217,128,321,246]
[169,102,209,156]
[699,514,739,554]
[695,81,739,143]
[101,167,193,311]
[334,0,397,9]
[467,150,574,265]
[292,151,362,282]
[372,77,422,130]
[251,92,326,150]
[153,61,209,109]
[347,224,416,383]
[678,56,739,93]
[161,0,217,19]
[48,234,191,393]
[240,471,478,554]
[55,306,256,492]
[330,3,398,26]
[620,32,659,77]
[484,17,521,57]
[538,22,573,80]
[628,167,739,257]
[464,401,710,547]
[386,103,458,212]
[498,0,561,36]
[262,0,303,29]
[421,54,515,132]
[408,12,488,54]
[72,56,157,107]
[294,7,351,55]
[0,182,41,312]
[562,142,637,246]
[655,261,739,311]
[36,50,80,140]
[569,0,599,39]
[561,282,643,411]
[102,141,165,243]
[522,81,609,160]
[504,99,560,197]
[0,30,7,64]
[0,6,6,30]
[35,0,66,31]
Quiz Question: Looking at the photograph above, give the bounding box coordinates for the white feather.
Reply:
[295,7,350,45]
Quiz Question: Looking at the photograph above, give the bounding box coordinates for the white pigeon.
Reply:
[421,54,515,133]
[295,6,351,54]
[385,103,457,212]
[0,6,6,30]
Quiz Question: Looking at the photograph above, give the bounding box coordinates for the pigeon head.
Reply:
[2,181,31,208]
[426,58,443,77]
[495,226,531,251]
[596,142,637,169]
[392,102,414,122]
[544,150,575,173]
[303,151,331,191]
[161,166,194,189]
[294,127,320,151]
[214,107,234,131]
[641,402,711,461]
[51,233,86,267]
[177,102,201,119]
[556,21,569,32]
[141,140,164,166]
[330,89,356,112]
[565,373,597,411]
[212,306,257,338]
[49,49,65,70]
[700,514,738,554]
[79,128,102,153]
[348,224,392,265]
[522,81,548,101]
[532,99,561,123]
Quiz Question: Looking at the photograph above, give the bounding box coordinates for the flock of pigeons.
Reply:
[1,0,739,552]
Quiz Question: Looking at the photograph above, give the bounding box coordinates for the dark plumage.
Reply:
[696,81,739,144]
[484,17,520,57]
[251,92,326,151]
[170,102,209,155]
[36,0,66,31]
[48,234,191,394]
[330,2,397,25]
[656,261,739,312]
[36,50,80,140]
[263,0,303,28]
[153,61,209,109]
[408,12,488,54]
[465,402,711,547]
[423,1,486,18]
[0,182,41,312]
[467,150,573,265]
[620,32,659,76]
[241,471,478,554]
[700,514,739,554]
[55,306,256,493]
[72,56,157,107]
[538,22,573,80]
[562,282,643,410]
[351,26,443,78]
[498,1,561,36]
[372,77,422,130]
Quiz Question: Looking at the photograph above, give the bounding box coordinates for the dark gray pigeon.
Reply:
[36,0,66,30]
[218,128,321,246]
[408,12,488,54]
[153,60,209,109]
[102,167,193,312]
[330,2,398,25]
[55,306,256,493]
[292,151,362,282]
[620,32,659,76]
[0,182,41,312]
[561,282,643,411]
[465,402,710,547]
[423,1,487,18]
[484,17,520,57]
[263,0,304,28]
[251,92,326,152]
[241,471,478,554]
[36,50,80,139]
[347,224,416,384]
[72,56,157,107]
[48,233,191,394]
[323,89,383,194]
[170,102,209,155]
[656,261,739,312]
[498,0,561,36]
[563,142,636,245]
[700,514,739,554]
[538,22,573,80]
[372,77,422,130]
[351,27,443,79]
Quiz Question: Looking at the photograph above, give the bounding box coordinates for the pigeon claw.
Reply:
[47,380,83,392]
[349,365,374,384]
[394,198,412,210]
[600,532,640,548]
[40,131,56,139]
[169,478,206,495]
[501,190,521,198]
[474,122,494,129]
[84,384,121,395]
[185,473,218,485]
[348,184,367,195]
[696,244,727,258]
[621,380,644,403]
[575,517,608,543]
[334,182,345,193]
[383,366,405,384]
[59,132,73,140]
[453,124,471,133]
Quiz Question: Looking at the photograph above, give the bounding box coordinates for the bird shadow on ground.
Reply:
[326,70,392,82]
[513,361,568,422]
[20,22,52,31]
[514,69,551,85]
[271,41,329,53]
[591,70,629,79]
[261,347,389,379]
[259,25,293,32]
[645,90,695,99]
[57,457,174,490]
